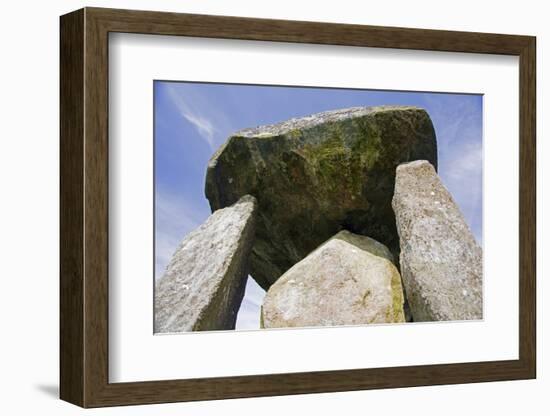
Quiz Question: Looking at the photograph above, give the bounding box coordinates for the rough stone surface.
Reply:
[260,230,406,328]
[206,106,437,289]
[392,160,482,322]
[154,195,257,333]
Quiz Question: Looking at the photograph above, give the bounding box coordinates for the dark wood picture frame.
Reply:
[60,7,536,408]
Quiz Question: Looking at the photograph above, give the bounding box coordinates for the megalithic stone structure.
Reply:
[155,195,257,333]
[392,160,483,322]
[261,230,406,328]
[205,106,437,290]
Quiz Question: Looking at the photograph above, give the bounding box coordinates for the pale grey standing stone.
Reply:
[155,195,257,333]
[392,160,482,322]
[261,230,406,328]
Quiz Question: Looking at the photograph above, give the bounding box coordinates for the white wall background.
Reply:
[0,0,546,414]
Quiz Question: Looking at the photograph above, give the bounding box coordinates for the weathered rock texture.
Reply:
[206,106,437,289]
[154,195,257,333]
[261,230,406,328]
[392,160,482,322]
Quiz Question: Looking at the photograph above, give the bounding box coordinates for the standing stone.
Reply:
[206,106,437,290]
[155,195,257,333]
[261,230,406,328]
[392,160,482,322]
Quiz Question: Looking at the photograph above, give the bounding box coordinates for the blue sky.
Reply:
[154,81,483,330]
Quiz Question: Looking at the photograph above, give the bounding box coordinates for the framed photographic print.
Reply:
[60,7,536,408]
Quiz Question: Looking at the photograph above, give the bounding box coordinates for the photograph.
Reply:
[153,81,483,333]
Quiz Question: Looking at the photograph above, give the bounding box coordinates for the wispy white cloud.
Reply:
[429,96,483,243]
[443,139,482,182]
[164,83,218,151]
[440,140,483,244]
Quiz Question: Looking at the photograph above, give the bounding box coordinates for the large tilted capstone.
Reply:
[206,106,437,290]
[392,161,482,322]
[154,195,257,333]
[261,230,406,328]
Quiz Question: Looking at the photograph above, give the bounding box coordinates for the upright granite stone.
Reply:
[261,230,406,328]
[155,195,257,333]
[392,160,482,322]
[206,106,437,289]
